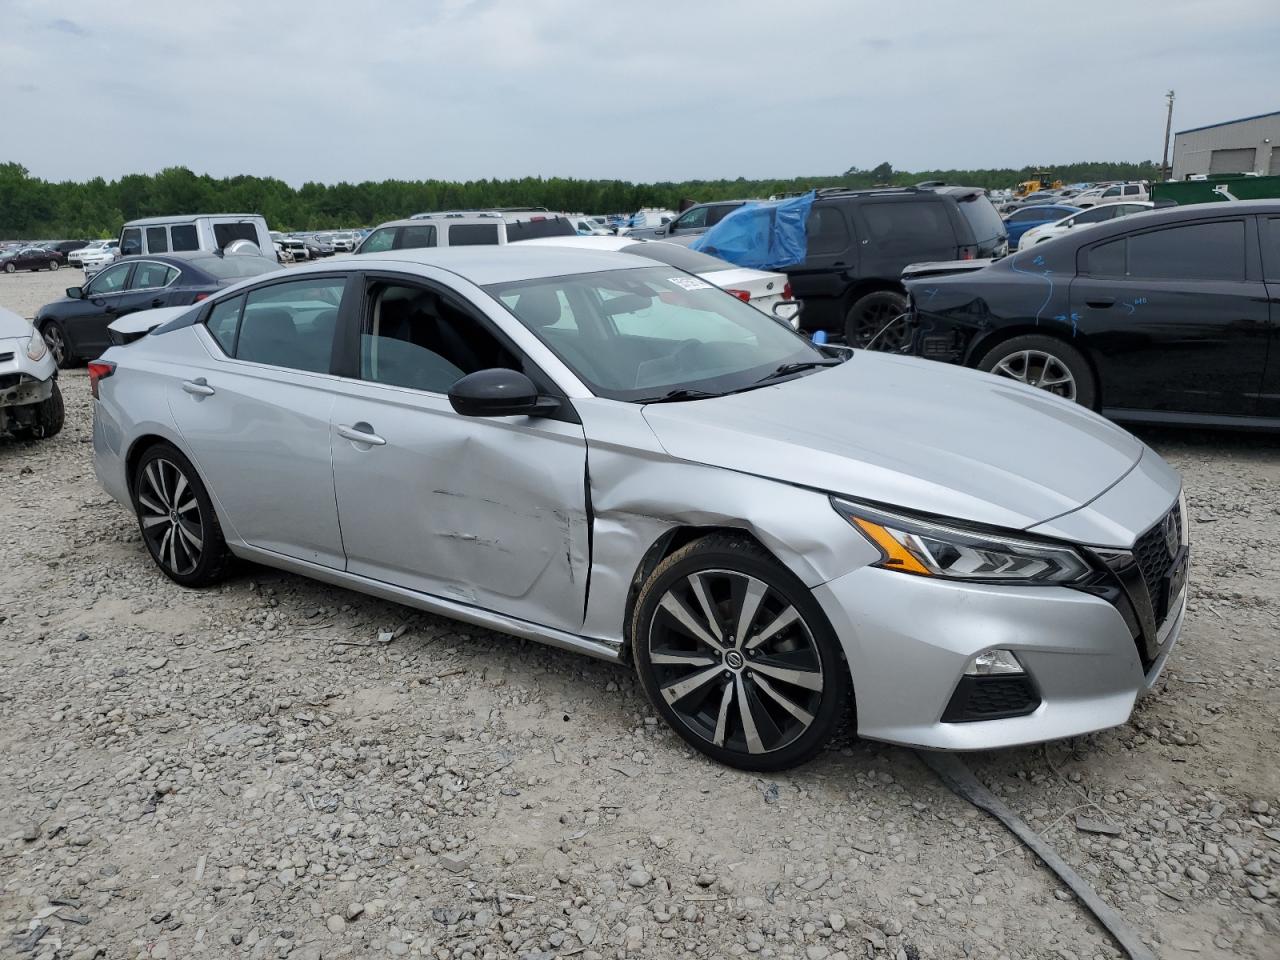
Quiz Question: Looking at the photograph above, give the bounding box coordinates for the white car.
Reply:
[80,241,121,277]
[68,239,114,268]
[521,236,800,327]
[0,306,62,439]
[1074,183,1148,209]
[1016,202,1154,250]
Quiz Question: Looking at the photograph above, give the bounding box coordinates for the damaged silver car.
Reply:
[91,247,1188,770]
[0,306,64,439]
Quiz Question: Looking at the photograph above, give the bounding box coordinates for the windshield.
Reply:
[504,217,577,242]
[954,193,1005,242]
[486,265,824,402]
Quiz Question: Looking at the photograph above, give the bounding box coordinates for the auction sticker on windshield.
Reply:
[667,276,712,291]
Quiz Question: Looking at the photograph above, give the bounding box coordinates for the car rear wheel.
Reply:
[976,334,1097,407]
[132,443,231,587]
[47,259,59,271]
[843,290,909,351]
[632,534,849,771]
[40,321,74,368]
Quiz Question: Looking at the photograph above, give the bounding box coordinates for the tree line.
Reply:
[0,160,1162,239]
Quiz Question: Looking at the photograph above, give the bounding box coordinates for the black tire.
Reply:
[632,534,850,772]
[4,262,15,273]
[843,289,909,351]
[27,382,64,439]
[131,442,231,587]
[976,333,1097,408]
[47,259,60,272]
[40,321,75,368]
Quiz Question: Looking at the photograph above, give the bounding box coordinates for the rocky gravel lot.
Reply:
[2,268,1278,960]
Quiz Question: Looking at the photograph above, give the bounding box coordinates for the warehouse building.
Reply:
[1171,110,1280,179]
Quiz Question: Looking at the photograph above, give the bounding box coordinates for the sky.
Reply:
[2,0,1277,186]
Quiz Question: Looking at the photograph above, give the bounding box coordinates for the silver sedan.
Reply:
[91,247,1189,770]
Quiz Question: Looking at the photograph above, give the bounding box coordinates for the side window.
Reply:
[236,278,344,373]
[1102,186,1121,198]
[398,225,437,249]
[145,227,168,253]
[1075,206,1116,224]
[87,262,131,294]
[360,283,518,393]
[359,228,396,253]
[120,228,142,256]
[1008,207,1042,222]
[447,223,500,246]
[1084,239,1126,277]
[1123,185,1141,196]
[672,207,708,231]
[1261,218,1280,281]
[861,201,955,251]
[1127,221,1245,281]
[205,295,244,355]
[805,206,850,255]
[170,224,199,251]
[706,204,737,227]
[129,262,177,289]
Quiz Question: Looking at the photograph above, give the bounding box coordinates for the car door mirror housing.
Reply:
[448,368,558,418]
[66,286,83,299]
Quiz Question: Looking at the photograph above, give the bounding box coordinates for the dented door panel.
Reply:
[329,381,590,634]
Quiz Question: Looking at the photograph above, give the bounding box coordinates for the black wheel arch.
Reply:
[963,325,1103,408]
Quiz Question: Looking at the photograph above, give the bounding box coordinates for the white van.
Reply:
[119,214,273,258]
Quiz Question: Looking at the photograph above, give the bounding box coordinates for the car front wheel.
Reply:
[132,443,231,587]
[3,262,14,273]
[976,334,1097,407]
[40,321,73,368]
[632,534,849,771]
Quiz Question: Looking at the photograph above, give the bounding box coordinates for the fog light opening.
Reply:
[964,649,1025,677]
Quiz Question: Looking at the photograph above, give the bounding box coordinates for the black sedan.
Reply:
[2,245,65,273]
[35,252,282,367]
[903,200,1280,428]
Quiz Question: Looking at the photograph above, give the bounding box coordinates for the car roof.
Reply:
[1038,200,1280,250]
[293,245,658,285]
[123,214,264,226]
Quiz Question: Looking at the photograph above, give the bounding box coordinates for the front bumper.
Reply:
[814,562,1185,751]
[0,337,57,408]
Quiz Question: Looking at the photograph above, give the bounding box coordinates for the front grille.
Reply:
[1133,502,1182,606]
[941,675,1040,723]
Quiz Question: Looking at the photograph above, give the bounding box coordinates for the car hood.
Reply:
[0,306,35,339]
[640,352,1143,532]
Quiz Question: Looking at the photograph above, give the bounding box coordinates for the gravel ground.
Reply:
[2,268,1278,960]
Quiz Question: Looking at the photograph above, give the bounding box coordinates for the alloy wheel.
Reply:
[647,569,824,756]
[137,458,204,576]
[991,349,1077,400]
[41,325,66,366]
[850,299,909,351]
[48,260,59,271]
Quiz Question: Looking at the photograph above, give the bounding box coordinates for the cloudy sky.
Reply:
[2,0,1276,186]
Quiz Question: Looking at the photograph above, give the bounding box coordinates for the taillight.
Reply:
[193,292,210,302]
[726,289,752,302]
[959,245,977,260]
[88,360,116,399]
[782,281,793,300]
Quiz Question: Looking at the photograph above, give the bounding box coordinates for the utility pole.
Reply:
[1161,90,1176,181]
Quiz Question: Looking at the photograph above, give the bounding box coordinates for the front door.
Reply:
[165,274,351,567]
[1071,216,1271,416]
[786,203,856,329]
[327,274,590,633]
[63,261,135,360]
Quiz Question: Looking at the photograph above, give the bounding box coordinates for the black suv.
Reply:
[784,186,1007,344]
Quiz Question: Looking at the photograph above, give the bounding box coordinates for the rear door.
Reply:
[1071,215,1270,416]
[1257,214,1280,418]
[165,273,354,567]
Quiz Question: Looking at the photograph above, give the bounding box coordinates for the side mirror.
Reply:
[448,369,558,418]
[66,286,83,299]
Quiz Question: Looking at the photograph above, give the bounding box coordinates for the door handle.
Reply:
[181,378,215,397]
[336,423,386,446]
[150,298,164,308]
[1086,297,1116,309]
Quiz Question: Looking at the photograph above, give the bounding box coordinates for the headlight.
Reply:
[831,498,1091,584]
[26,326,48,362]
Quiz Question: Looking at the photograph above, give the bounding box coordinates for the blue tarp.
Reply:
[690,191,815,270]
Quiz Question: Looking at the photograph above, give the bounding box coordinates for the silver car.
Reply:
[91,247,1188,770]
